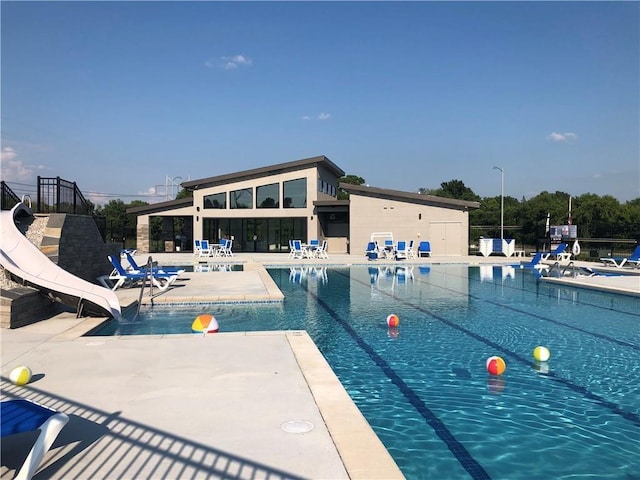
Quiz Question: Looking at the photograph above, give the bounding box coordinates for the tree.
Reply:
[337,174,366,200]
[176,188,192,200]
[419,179,480,202]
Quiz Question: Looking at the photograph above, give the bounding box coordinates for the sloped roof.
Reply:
[127,196,193,215]
[339,183,480,211]
[182,155,345,190]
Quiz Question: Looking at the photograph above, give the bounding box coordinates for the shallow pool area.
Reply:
[89,265,640,479]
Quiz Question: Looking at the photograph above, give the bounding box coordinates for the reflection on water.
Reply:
[289,266,328,284]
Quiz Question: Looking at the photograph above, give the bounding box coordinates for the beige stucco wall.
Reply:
[348,195,470,256]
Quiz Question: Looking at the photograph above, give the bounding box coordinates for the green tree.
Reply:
[337,175,366,200]
[176,188,193,200]
[423,179,481,202]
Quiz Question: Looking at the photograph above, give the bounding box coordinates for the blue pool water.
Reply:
[90,265,640,479]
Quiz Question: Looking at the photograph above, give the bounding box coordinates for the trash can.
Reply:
[164,241,174,253]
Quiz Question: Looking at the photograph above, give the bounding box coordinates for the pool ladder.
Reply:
[135,256,157,318]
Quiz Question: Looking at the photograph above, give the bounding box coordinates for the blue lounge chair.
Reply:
[1,399,69,480]
[417,241,431,257]
[123,252,185,276]
[601,245,640,268]
[541,243,569,261]
[101,255,178,291]
[516,252,549,271]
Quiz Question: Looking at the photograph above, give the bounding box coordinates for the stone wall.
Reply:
[40,214,120,282]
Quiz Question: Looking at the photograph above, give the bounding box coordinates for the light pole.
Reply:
[492,166,504,240]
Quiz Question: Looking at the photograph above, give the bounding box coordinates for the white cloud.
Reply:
[0,146,47,182]
[547,131,578,142]
[302,112,332,121]
[206,54,252,70]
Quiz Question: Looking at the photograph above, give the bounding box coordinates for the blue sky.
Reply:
[2,1,639,204]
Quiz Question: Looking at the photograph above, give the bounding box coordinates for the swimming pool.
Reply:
[90,265,640,479]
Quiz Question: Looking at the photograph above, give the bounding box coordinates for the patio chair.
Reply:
[291,240,305,260]
[1,399,69,480]
[199,240,213,257]
[395,241,408,260]
[102,255,178,291]
[193,240,202,256]
[220,238,234,257]
[417,241,431,257]
[123,252,185,276]
[315,240,329,259]
[365,241,379,260]
[407,240,417,259]
[600,245,640,268]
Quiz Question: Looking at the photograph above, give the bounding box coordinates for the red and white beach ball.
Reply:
[386,314,400,328]
[486,356,506,376]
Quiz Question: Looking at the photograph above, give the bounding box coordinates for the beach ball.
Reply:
[10,366,32,386]
[533,346,550,362]
[192,314,219,333]
[486,356,506,376]
[386,314,400,328]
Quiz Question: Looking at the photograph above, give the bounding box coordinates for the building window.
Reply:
[230,188,253,209]
[283,178,307,208]
[256,183,279,209]
[203,192,226,209]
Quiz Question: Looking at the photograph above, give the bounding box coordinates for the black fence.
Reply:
[0,181,21,211]
[37,176,94,215]
[1,176,106,241]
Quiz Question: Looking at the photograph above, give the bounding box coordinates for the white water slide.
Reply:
[0,202,121,319]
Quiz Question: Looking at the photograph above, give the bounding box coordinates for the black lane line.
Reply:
[343,271,640,428]
[416,268,639,351]
[303,286,492,480]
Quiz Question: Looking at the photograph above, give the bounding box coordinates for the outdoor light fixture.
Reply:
[492,166,504,240]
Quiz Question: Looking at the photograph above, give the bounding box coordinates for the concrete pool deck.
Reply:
[2,253,638,479]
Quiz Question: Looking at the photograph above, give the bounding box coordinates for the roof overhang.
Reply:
[126,197,194,215]
[340,183,480,211]
[182,155,345,190]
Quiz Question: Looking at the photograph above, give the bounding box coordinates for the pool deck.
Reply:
[2,253,638,479]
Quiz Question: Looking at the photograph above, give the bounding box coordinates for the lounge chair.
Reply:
[517,252,549,271]
[600,245,640,268]
[101,255,178,291]
[193,240,202,256]
[123,252,185,276]
[417,241,431,257]
[541,243,569,261]
[1,399,69,480]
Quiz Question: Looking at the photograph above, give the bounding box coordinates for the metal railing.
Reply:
[0,181,20,210]
[37,176,93,214]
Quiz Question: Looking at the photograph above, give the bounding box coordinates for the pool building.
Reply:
[128,155,480,256]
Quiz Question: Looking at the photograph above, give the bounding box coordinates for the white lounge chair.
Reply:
[600,245,640,268]
[1,399,69,480]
